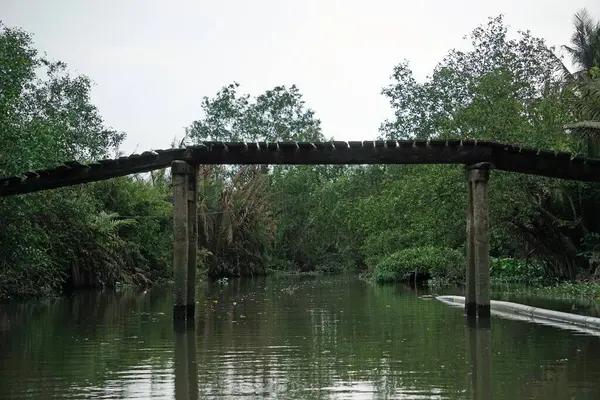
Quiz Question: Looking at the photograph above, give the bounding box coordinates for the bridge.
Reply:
[2,139,600,321]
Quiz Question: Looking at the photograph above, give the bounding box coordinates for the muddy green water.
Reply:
[1,276,600,399]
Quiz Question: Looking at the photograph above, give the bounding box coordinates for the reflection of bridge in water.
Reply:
[173,312,493,399]
[466,318,493,400]
[173,320,198,400]
[2,139,600,322]
[4,277,600,398]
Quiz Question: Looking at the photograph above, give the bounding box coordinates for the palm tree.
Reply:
[562,8,600,79]
[197,164,275,278]
[561,9,600,157]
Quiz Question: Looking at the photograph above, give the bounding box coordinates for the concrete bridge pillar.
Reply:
[465,162,492,318]
[171,161,198,321]
[186,165,198,319]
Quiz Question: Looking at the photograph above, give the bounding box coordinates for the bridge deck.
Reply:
[1,140,599,196]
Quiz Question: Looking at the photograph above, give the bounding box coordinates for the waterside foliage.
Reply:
[1,9,600,298]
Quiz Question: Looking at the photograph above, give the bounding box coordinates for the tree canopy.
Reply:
[2,9,600,298]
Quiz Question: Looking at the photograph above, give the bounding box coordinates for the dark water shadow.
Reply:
[466,317,493,400]
[174,320,198,400]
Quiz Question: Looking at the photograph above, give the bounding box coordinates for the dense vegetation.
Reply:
[1,9,600,299]
[0,24,174,298]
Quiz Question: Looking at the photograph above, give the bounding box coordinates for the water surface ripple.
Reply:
[1,276,600,399]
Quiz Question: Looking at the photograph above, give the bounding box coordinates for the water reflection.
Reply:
[174,319,198,400]
[4,277,600,398]
[466,318,493,400]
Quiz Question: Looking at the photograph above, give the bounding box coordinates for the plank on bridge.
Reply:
[1,140,600,197]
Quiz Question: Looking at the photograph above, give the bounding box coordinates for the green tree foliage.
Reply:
[0,27,123,176]
[269,164,368,274]
[208,11,600,284]
[196,164,275,277]
[560,9,600,156]
[185,83,358,276]
[563,8,600,78]
[186,82,323,143]
[372,246,465,284]
[5,9,600,298]
[0,23,172,298]
[366,13,600,283]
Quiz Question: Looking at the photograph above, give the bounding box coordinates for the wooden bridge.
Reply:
[2,139,600,321]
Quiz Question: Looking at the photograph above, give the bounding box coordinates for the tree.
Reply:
[562,8,600,79]
[0,22,171,298]
[380,15,572,148]
[185,83,335,276]
[0,23,124,177]
[376,15,596,280]
[560,9,600,156]
[186,82,324,143]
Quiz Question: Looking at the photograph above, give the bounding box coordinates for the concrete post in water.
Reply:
[466,163,492,318]
[465,172,476,317]
[172,161,189,321]
[186,165,198,319]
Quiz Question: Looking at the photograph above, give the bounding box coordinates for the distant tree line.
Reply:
[1,9,599,298]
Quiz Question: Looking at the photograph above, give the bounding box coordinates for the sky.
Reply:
[2,0,600,154]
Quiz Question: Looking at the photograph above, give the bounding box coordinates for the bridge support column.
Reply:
[172,161,189,321]
[186,165,198,319]
[466,163,492,318]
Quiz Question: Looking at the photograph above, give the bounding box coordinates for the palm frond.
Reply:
[219,205,235,247]
[564,121,600,130]
[562,8,600,73]
[90,211,136,234]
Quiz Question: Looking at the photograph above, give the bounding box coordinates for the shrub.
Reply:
[490,257,545,285]
[360,229,409,267]
[0,176,174,299]
[372,246,465,284]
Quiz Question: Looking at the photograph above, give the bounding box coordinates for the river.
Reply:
[1,275,600,399]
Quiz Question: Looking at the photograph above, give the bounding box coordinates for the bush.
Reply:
[0,23,176,299]
[360,229,410,267]
[372,246,465,284]
[0,176,174,299]
[0,190,96,298]
[490,257,545,285]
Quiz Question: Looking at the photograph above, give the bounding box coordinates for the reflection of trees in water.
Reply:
[3,278,600,398]
[0,288,175,398]
[512,333,600,400]
[193,277,469,397]
[466,310,600,399]
[193,278,600,399]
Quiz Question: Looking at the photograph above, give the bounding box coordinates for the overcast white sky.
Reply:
[2,0,600,154]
